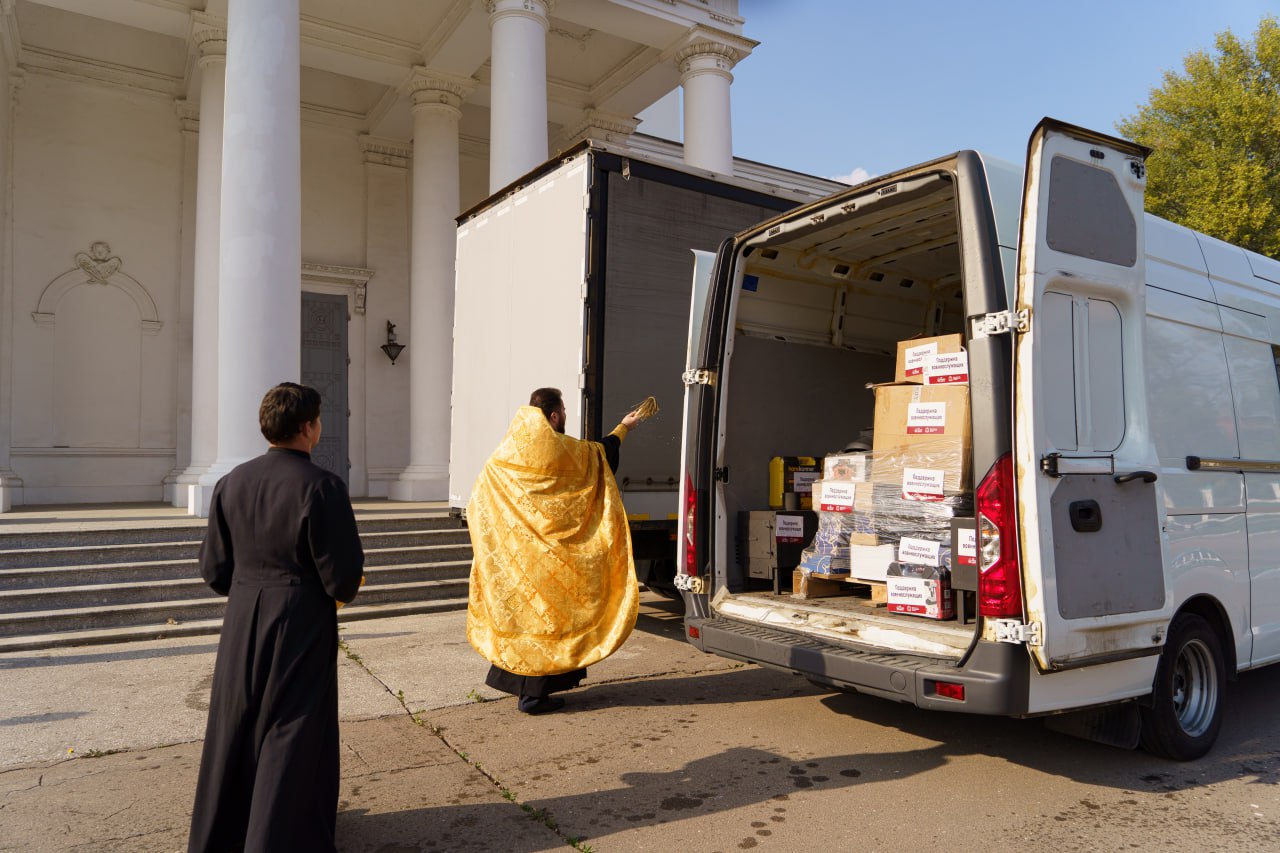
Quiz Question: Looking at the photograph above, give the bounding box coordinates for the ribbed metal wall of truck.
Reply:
[676,119,1280,760]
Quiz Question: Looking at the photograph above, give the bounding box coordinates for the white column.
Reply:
[389,73,466,502]
[164,99,198,505]
[178,24,226,512]
[678,42,739,176]
[486,0,551,192]
[196,0,300,515]
[0,62,21,512]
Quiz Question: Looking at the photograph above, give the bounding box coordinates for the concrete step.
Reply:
[0,578,471,638]
[0,512,463,551]
[0,595,470,653]
[0,539,472,579]
[0,560,473,612]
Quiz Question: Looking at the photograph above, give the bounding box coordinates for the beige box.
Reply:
[872,384,972,496]
[895,333,964,384]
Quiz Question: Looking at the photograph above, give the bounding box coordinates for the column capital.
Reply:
[359,134,413,169]
[675,40,740,77]
[190,11,227,66]
[486,0,554,29]
[407,67,474,117]
[174,98,200,134]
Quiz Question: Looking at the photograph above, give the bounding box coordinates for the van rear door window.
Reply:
[1046,156,1137,267]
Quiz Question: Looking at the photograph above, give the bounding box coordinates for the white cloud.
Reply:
[830,166,873,185]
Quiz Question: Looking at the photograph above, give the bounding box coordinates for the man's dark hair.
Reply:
[259,382,322,444]
[529,387,563,421]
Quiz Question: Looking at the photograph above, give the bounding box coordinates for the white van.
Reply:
[676,118,1280,760]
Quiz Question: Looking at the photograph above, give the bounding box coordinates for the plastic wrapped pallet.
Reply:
[795,478,873,576]
[868,483,972,542]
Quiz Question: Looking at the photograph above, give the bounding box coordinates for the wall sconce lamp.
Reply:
[381,321,406,365]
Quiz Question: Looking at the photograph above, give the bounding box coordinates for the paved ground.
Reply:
[2,593,1279,852]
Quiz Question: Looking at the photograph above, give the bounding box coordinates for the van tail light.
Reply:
[976,453,1022,618]
[682,473,698,577]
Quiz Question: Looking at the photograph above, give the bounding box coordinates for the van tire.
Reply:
[1138,613,1224,761]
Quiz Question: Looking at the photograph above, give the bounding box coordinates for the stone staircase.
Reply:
[0,511,472,653]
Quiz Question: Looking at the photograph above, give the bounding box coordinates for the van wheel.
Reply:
[1139,613,1224,761]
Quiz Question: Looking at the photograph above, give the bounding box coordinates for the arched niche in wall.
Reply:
[30,243,163,448]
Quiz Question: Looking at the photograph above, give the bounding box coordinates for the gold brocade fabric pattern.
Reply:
[466,406,639,676]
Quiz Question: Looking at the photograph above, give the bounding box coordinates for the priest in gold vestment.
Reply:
[466,387,641,714]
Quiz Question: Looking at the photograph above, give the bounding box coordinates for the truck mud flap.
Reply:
[699,617,1029,715]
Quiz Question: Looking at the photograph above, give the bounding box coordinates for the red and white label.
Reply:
[792,471,819,495]
[903,341,938,377]
[818,480,856,512]
[775,514,806,543]
[906,402,947,434]
[898,537,942,567]
[924,350,969,385]
[956,527,978,566]
[902,467,945,501]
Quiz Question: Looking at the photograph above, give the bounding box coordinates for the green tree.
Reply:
[1117,16,1280,257]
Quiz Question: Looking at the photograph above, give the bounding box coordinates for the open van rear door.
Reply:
[1011,119,1170,670]
[676,249,717,596]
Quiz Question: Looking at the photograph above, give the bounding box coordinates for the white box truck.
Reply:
[449,142,837,593]
[676,118,1280,759]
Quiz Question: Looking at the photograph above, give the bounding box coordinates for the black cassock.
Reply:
[188,447,364,853]
[484,431,623,702]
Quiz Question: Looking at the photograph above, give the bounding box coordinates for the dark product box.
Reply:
[886,562,955,619]
[950,518,978,592]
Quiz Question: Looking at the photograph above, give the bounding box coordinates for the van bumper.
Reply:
[690,616,1030,716]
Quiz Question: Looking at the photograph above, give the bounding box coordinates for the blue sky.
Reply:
[729,0,1278,182]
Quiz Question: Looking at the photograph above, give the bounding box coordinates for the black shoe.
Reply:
[519,696,565,715]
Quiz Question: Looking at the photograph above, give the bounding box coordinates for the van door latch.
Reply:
[993,619,1042,645]
[971,309,1029,339]
[682,368,716,386]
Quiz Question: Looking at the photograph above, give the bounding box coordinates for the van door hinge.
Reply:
[682,368,716,386]
[971,308,1029,339]
[714,467,730,483]
[993,619,1042,645]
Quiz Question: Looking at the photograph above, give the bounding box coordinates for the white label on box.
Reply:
[792,470,819,494]
[906,401,947,435]
[902,467,946,501]
[924,350,969,385]
[775,515,806,543]
[904,341,938,376]
[957,528,978,566]
[818,480,856,512]
[898,537,942,567]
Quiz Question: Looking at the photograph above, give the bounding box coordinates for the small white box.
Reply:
[849,543,896,583]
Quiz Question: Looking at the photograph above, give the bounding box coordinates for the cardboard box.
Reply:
[895,334,964,384]
[817,479,877,544]
[886,563,955,619]
[872,384,971,498]
[849,543,896,583]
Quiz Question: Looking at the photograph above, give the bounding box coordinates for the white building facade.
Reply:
[0,0,813,515]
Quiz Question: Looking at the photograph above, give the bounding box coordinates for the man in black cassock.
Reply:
[482,386,640,715]
[188,382,364,853]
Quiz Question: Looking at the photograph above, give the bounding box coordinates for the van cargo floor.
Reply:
[716,590,975,657]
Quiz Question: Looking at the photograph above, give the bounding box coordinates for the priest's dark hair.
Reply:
[260,382,322,444]
[529,387,563,421]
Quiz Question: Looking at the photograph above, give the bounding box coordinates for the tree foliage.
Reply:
[1117,16,1280,257]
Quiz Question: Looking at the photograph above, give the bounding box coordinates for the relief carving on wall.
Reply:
[32,241,162,334]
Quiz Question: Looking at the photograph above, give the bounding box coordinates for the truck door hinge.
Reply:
[682,368,716,387]
[971,308,1029,339]
[993,619,1042,646]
